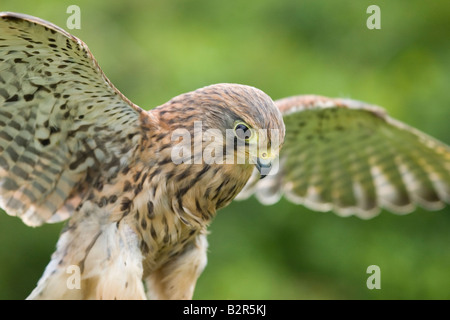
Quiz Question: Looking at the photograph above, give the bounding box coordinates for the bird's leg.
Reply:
[145,233,208,300]
[28,217,147,300]
[83,221,147,300]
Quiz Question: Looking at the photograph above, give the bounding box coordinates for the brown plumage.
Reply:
[0,12,448,299]
[0,12,284,299]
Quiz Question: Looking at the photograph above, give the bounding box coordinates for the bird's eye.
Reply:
[234,122,253,141]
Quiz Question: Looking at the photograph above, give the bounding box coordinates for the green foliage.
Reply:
[0,0,449,299]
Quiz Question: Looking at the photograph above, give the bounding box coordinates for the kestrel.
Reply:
[0,12,449,300]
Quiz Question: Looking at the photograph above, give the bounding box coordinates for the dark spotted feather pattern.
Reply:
[237,95,450,218]
[0,12,142,226]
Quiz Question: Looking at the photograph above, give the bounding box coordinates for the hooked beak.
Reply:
[255,157,272,179]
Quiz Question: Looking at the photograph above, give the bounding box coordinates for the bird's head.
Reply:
[154,83,285,178]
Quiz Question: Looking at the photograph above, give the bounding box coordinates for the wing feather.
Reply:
[237,95,450,218]
[0,12,144,226]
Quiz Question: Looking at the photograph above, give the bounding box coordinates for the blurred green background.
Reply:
[0,0,449,299]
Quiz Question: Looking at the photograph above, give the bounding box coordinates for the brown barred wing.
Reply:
[236,95,450,218]
[0,12,143,226]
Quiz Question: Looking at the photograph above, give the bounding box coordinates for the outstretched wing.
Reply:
[237,95,450,218]
[0,12,144,226]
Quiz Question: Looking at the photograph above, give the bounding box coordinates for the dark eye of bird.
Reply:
[235,123,252,140]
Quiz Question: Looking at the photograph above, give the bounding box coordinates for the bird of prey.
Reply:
[0,12,448,300]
